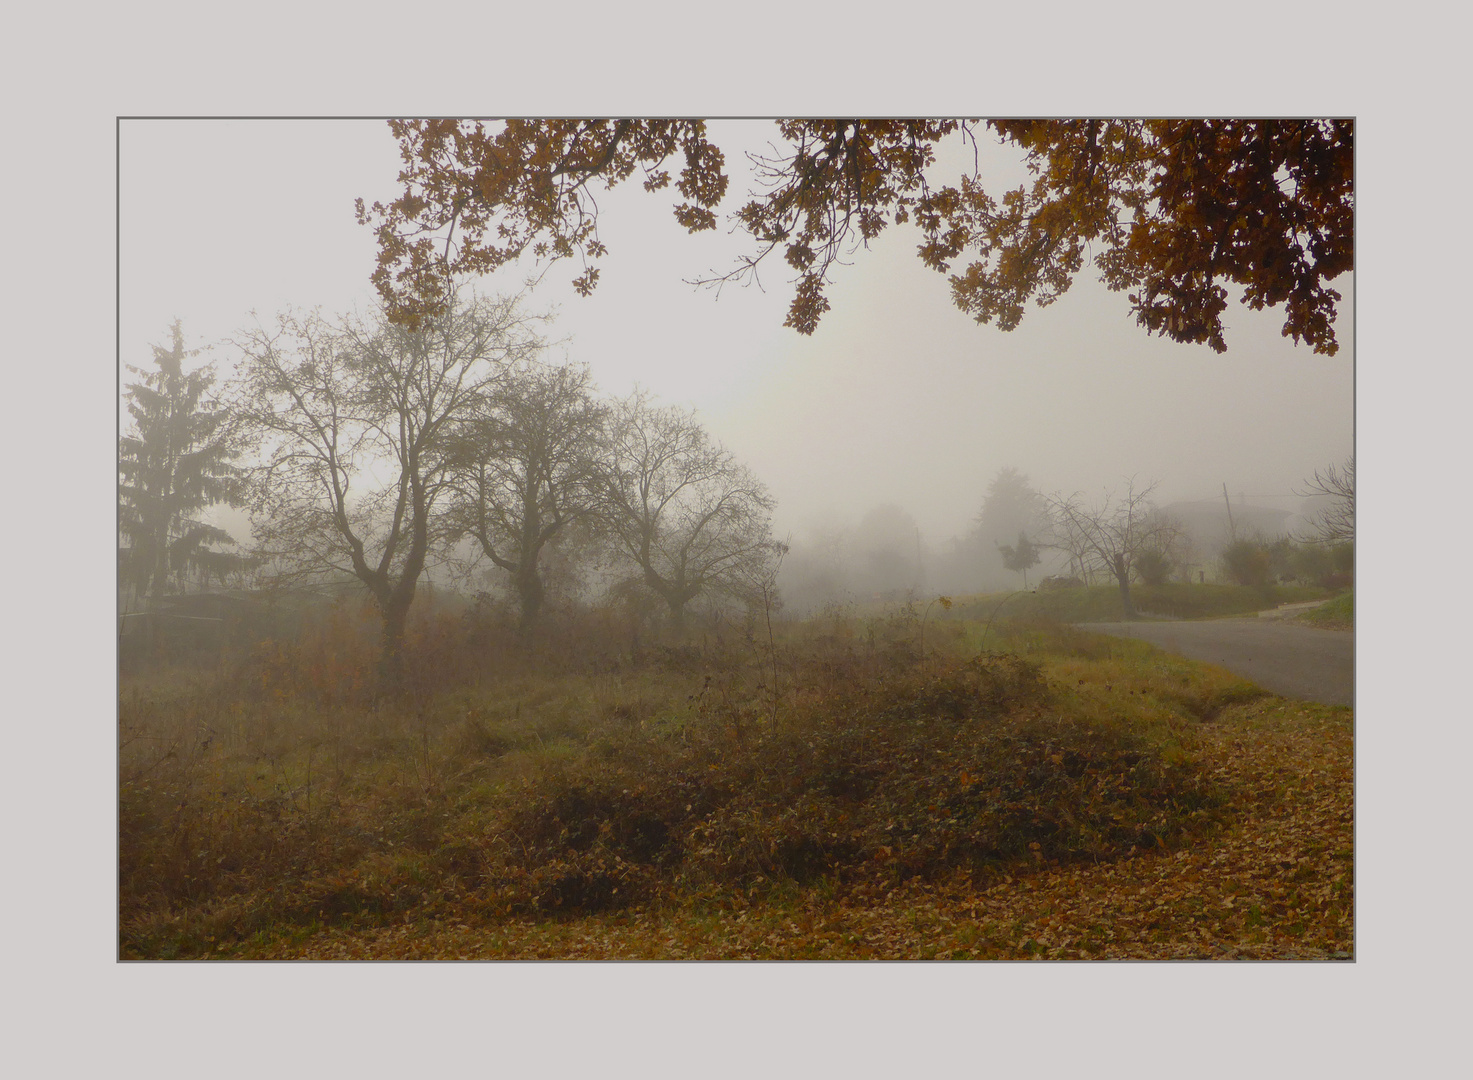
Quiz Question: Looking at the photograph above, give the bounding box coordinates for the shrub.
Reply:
[1221,540,1272,587]
[1286,540,1353,588]
[1134,550,1174,587]
[470,651,1220,914]
[1289,543,1333,585]
[1265,538,1297,583]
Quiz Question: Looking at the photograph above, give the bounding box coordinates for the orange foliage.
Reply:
[362,119,1352,355]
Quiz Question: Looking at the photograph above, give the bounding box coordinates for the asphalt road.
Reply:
[1079,615,1354,707]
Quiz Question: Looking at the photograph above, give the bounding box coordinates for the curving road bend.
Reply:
[1079,615,1354,707]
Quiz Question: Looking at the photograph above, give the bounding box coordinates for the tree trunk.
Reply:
[666,596,686,634]
[515,566,544,638]
[1113,555,1136,619]
[643,565,695,636]
[378,595,410,691]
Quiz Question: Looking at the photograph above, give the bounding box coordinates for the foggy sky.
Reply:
[119,119,1354,551]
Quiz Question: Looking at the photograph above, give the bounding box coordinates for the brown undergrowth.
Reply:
[119,606,1351,960]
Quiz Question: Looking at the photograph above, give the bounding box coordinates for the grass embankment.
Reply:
[1297,591,1353,631]
[944,583,1332,624]
[120,609,1352,960]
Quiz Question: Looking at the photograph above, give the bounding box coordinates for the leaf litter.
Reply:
[237,698,1351,961]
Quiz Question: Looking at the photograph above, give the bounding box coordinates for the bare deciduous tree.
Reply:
[443,358,606,636]
[232,293,540,682]
[1295,456,1354,545]
[1046,479,1182,619]
[595,391,782,631]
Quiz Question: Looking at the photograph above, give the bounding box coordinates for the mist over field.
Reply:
[120,119,1353,618]
[114,116,1365,978]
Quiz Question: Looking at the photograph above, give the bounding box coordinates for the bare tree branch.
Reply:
[593,390,782,629]
[1044,478,1181,618]
[230,289,542,682]
[1294,456,1354,545]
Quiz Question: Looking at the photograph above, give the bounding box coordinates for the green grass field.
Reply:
[1298,590,1353,629]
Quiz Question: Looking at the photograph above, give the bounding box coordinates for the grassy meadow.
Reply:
[119,590,1352,960]
[1297,590,1354,630]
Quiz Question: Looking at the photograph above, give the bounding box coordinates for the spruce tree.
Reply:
[119,321,242,601]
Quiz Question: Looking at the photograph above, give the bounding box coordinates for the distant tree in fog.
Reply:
[119,320,244,603]
[972,468,1049,589]
[1132,548,1174,587]
[852,504,923,598]
[594,391,782,630]
[232,292,540,683]
[778,523,852,614]
[1045,479,1181,619]
[997,530,1041,589]
[1220,538,1273,587]
[443,359,605,636]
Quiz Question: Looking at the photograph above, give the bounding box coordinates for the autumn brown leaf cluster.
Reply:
[361,118,1352,354]
[358,120,726,321]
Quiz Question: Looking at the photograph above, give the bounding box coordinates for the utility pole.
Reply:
[1222,482,1237,542]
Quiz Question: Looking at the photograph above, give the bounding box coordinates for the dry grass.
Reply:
[119,600,1351,961]
[233,698,1350,961]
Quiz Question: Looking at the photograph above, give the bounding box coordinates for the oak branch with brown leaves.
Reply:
[360,119,1352,355]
